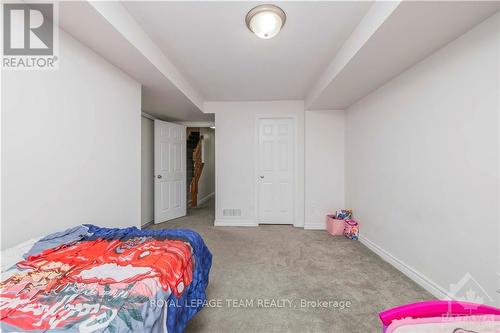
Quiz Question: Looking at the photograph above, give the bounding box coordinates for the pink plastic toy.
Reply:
[344,219,359,240]
[379,300,500,332]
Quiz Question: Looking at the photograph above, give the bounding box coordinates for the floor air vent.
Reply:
[223,208,242,217]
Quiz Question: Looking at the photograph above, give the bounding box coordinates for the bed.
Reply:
[0,224,212,333]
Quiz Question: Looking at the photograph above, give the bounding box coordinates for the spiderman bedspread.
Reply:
[0,225,212,333]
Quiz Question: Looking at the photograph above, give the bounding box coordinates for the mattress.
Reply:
[1,237,40,273]
[0,224,212,333]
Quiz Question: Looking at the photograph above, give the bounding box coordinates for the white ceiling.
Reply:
[59,1,213,122]
[58,1,500,121]
[308,0,500,109]
[123,1,372,101]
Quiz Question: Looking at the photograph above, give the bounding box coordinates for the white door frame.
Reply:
[255,115,297,225]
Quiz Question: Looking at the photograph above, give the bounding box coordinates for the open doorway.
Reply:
[140,116,215,228]
[186,127,215,211]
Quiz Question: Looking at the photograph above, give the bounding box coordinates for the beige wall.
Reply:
[345,13,500,304]
[304,110,345,229]
[206,100,305,227]
[2,30,141,249]
[141,116,154,225]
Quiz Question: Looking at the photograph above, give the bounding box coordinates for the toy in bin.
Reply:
[326,209,359,240]
[335,209,352,220]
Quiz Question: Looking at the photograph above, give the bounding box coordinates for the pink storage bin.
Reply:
[326,215,345,236]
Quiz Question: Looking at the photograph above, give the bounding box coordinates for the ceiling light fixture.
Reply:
[245,4,286,39]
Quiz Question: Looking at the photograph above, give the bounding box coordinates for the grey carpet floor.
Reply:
[148,198,432,332]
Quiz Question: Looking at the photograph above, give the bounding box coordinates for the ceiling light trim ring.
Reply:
[245,4,287,39]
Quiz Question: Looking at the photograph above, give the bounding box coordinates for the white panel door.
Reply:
[257,118,294,224]
[154,120,186,223]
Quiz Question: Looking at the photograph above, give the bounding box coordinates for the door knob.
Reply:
[157,175,162,179]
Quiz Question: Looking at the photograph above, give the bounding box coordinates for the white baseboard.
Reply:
[198,192,215,206]
[359,235,448,299]
[214,219,258,227]
[304,223,326,230]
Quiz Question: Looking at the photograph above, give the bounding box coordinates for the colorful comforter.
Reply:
[0,225,212,333]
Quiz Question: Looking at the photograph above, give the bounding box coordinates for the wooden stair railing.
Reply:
[190,136,204,207]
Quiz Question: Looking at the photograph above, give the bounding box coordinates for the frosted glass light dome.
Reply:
[246,5,286,39]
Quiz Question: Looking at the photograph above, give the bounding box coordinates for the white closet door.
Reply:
[257,118,294,224]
